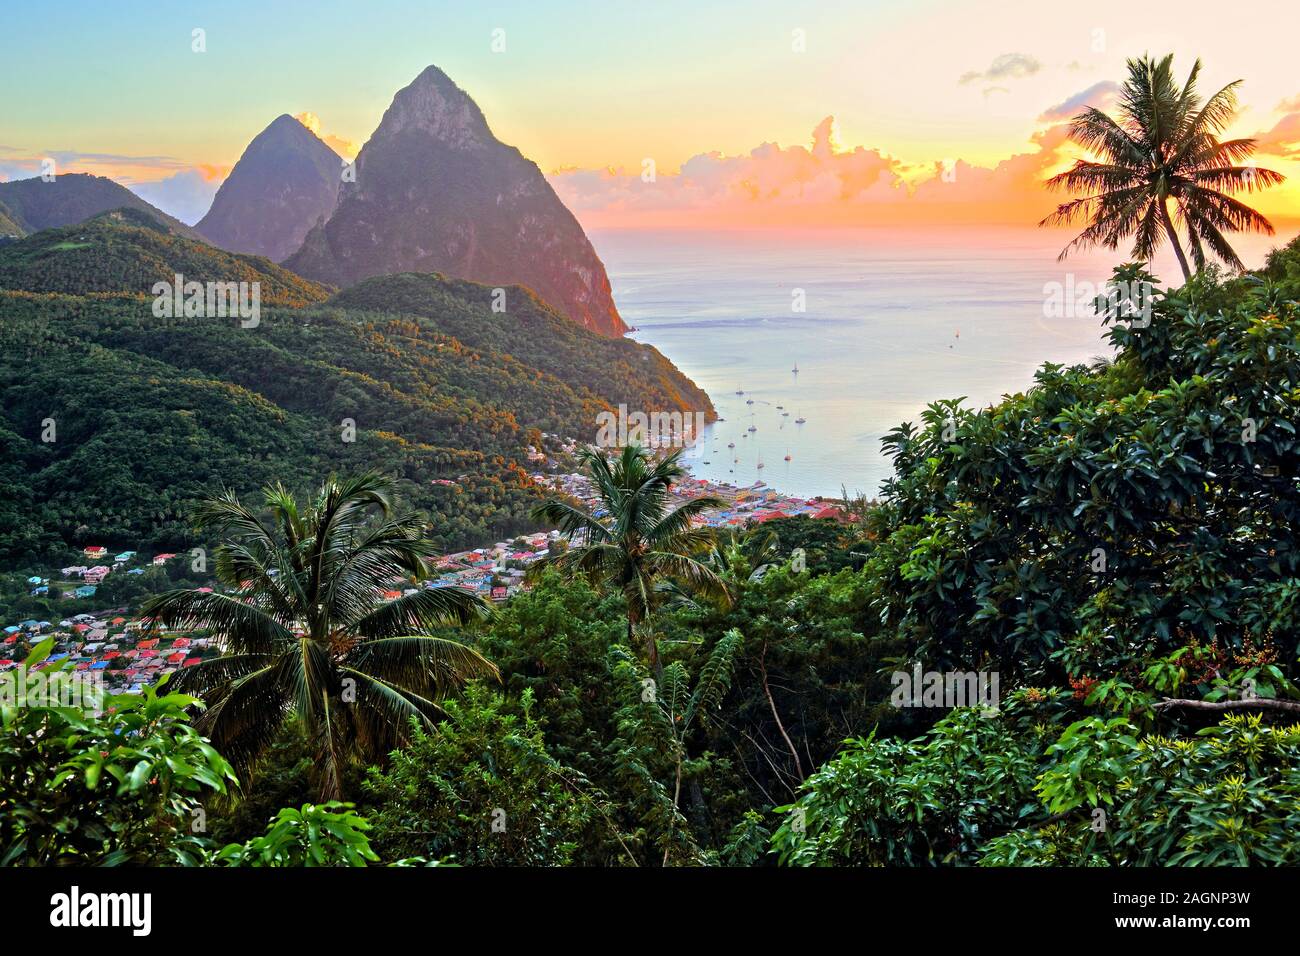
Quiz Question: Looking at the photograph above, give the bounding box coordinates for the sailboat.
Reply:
[795,412,806,424]
[756,457,765,470]
[792,362,799,374]
[727,442,735,449]
[784,450,792,461]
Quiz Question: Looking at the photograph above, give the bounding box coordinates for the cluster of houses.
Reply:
[0,611,215,693]
[429,531,559,601]
[38,548,180,599]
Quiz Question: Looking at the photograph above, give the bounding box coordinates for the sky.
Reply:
[2,0,1299,231]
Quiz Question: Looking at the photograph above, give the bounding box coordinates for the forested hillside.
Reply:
[0,208,331,305]
[0,220,712,565]
[331,273,713,414]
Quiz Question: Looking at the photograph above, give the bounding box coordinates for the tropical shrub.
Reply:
[363,685,631,866]
[214,803,379,867]
[0,640,236,865]
[773,700,1300,866]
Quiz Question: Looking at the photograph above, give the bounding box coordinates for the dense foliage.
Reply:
[0,641,235,865]
[1,640,385,866]
[363,685,625,865]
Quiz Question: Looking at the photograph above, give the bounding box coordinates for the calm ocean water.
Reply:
[593,225,1295,498]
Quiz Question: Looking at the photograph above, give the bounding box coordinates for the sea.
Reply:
[593,225,1296,499]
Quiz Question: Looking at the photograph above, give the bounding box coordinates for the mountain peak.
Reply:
[284,66,626,336]
[377,64,493,149]
[195,113,344,261]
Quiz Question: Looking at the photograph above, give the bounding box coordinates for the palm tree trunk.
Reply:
[632,608,665,684]
[1159,199,1191,282]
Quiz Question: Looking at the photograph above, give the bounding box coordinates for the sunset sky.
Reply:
[4,0,1300,230]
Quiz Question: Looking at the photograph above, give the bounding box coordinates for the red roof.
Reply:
[137,638,159,649]
[183,657,202,666]
[103,651,120,659]
[166,652,186,663]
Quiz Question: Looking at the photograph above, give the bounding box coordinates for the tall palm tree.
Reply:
[529,445,728,675]
[142,473,495,799]
[1041,54,1283,281]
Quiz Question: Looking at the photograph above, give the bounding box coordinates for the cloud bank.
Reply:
[548,113,1075,229]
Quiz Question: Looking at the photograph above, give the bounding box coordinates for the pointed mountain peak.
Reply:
[376,64,493,149]
[195,113,344,261]
[284,66,626,336]
[251,113,330,149]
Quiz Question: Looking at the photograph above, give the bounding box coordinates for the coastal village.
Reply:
[2,453,844,696]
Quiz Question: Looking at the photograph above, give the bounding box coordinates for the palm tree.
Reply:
[1041,54,1283,281]
[142,473,495,799]
[529,445,728,675]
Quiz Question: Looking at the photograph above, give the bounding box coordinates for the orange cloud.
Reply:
[294,111,359,159]
[548,116,1074,229]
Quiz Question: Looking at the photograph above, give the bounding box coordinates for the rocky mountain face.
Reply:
[196,114,343,262]
[284,65,626,336]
